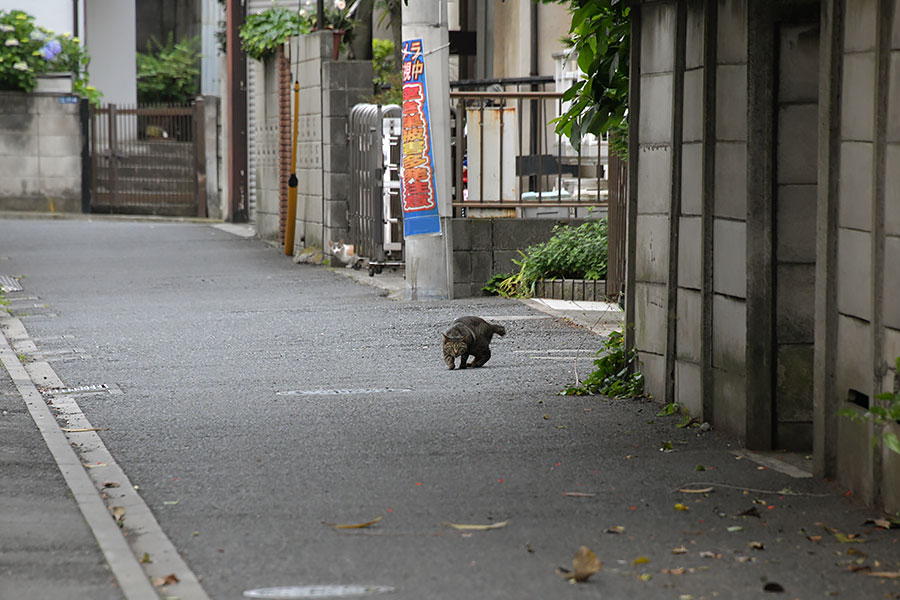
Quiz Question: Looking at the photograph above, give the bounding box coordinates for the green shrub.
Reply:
[839,356,900,455]
[137,34,200,104]
[371,38,401,104]
[561,329,644,398]
[485,219,608,298]
[0,10,100,104]
[239,7,313,61]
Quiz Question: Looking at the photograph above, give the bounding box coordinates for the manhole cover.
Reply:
[275,388,412,397]
[243,585,394,598]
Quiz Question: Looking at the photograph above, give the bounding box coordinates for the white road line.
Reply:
[0,316,210,600]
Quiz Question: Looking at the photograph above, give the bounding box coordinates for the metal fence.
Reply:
[449,79,607,219]
[348,104,404,272]
[90,102,206,217]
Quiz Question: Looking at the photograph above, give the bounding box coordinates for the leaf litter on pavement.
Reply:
[556,546,602,582]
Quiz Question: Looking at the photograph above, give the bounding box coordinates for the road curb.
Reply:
[0,315,210,600]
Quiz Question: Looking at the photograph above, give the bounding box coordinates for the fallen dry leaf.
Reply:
[674,503,690,511]
[847,564,872,573]
[834,532,865,543]
[679,486,714,494]
[111,506,125,521]
[607,525,625,534]
[565,546,603,582]
[699,551,720,559]
[662,567,686,575]
[749,541,764,551]
[152,574,179,587]
[866,518,898,529]
[324,515,383,529]
[672,546,688,554]
[633,556,650,566]
[867,571,900,579]
[443,520,509,531]
[61,427,108,433]
[103,481,120,488]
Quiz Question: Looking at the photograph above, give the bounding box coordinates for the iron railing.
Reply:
[450,87,607,217]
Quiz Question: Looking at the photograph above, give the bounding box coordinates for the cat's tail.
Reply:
[492,323,506,336]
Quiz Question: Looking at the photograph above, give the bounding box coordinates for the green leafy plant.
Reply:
[657,402,679,417]
[562,329,644,398]
[239,7,313,61]
[482,220,608,299]
[370,38,401,104]
[542,0,630,158]
[136,34,200,104]
[481,269,529,298]
[0,10,99,104]
[839,356,900,455]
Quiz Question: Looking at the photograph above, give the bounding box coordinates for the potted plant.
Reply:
[0,10,100,104]
[323,0,357,59]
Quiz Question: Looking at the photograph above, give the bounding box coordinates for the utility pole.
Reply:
[401,0,453,300]
[226,0,248,222]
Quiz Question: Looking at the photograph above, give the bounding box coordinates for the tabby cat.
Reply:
[442,316,506,370]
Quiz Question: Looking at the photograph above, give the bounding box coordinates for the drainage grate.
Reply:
[243,586,395,598]
[0,274,22,293]
[41,383,121,396]
[276,388,412,397]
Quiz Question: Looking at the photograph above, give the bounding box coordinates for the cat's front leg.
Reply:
[444,353,456,370]
[458,352,470,369]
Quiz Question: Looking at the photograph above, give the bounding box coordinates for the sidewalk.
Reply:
[0,327,124,599]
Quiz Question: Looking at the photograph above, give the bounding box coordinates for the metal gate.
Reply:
[348,104,403,271]
[90,101,206,217]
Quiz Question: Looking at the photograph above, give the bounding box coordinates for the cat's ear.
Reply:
[442,334,449,342]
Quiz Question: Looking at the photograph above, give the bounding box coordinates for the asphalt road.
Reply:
[3,216,900,600]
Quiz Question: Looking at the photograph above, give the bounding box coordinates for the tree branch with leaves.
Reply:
[543,0,630,158]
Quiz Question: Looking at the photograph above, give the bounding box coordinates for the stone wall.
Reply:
[0,92,84,213]
[289,31,373,255]
[628,0,900,512]
[451,218,586,297]
[828,0,900,510]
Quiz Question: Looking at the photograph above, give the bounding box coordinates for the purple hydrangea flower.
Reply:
[39,39,61,60]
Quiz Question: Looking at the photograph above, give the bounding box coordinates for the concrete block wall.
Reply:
[289,31,373,256]
[830,0,900,507]
[251,56,282,242]
[0,92,83,213]
[711,0,749,438]
[451,218,588,298]
[628,0,900,511]
[633,1,677,403]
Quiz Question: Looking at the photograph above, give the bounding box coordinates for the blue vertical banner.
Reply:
[400,39,442,236]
